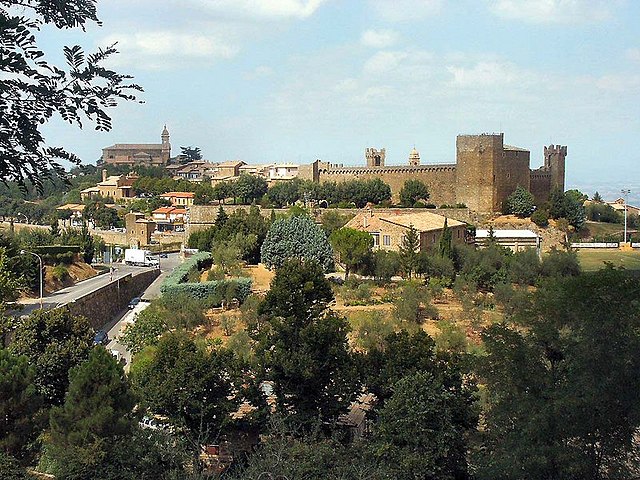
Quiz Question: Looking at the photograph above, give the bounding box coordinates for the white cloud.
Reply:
[361,29,400,49]
[370,0,443,22]
[447,61,523,87]
[183,0,327,19]
[488,0,618,24]
[102,31,239,69]
[626,48,640,62]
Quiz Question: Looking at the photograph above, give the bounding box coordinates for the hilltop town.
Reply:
[2,2,640,480]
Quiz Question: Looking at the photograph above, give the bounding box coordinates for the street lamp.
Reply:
[621,189,631,244]
[20,250,43,309]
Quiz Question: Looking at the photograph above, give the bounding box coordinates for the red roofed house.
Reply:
[151,206,187,232]
[160,191,195,207]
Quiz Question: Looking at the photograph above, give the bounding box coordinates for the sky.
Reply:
[36,0,640,203]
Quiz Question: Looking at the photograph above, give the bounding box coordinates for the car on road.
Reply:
[159,253,168,258]
[128,297,141,309]
[93,330,109,345]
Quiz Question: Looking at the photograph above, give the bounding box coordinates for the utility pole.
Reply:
[622,189,631,244]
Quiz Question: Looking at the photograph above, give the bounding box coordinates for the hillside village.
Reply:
[2,2,640,480]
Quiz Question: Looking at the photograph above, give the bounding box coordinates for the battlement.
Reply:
[544,144,567,157]
[365,147,386,167]
[322,164,456,176]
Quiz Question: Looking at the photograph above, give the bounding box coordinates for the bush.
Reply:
[160,252,252,306]
[540,248,581,277]
[531,209,549,227]
[51,264,69,281]
[503,186,535,217]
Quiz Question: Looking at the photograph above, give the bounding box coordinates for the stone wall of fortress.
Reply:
[316,165,458,206]
[530,169,553,205]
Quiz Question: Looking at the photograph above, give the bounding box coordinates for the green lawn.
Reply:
[577,249,640,271]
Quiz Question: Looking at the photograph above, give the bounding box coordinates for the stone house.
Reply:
[80,170,137,201]
[160,191,195,207]
[344,209,467,251]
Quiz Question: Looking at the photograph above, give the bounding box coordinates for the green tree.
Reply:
[261,215,334,271]
[234,174,268,204]
[504,185,535,217]
[0,247,26,306]
[266,179,302,207]
[373,370,477,480]
[212,181,232,204]
[45,347,137,479]
[479,268,640,480]
[548,188,586,230]
[399,179,430,207]
[438,217,453,259]
[131,332,239,445]
[592,191,603,202]
[0,0,141,189]
[255,260,358,428]
[330,227,374,279]
[9,308,93,405]
[399,224,420,278]
[215,204,228,227]
[119,309,166,356]
[0,349,44,463]
[179,146,202,162]
[0,452,32,480]
[373,249,401,283]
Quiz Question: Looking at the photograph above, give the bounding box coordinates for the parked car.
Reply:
[128,297,141,309]
[93,330,109,345]
[159,253,168,258]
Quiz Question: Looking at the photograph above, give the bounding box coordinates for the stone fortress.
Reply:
[298,133,566,212]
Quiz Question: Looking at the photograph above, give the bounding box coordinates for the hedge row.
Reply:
[160,252,252,305]
[32,245,81,255]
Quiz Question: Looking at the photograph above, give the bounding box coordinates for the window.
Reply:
[457,229,461,238]
[383,235,391,246]
[372,233,380,247]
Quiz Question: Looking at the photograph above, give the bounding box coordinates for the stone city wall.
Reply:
[317,165,458,206]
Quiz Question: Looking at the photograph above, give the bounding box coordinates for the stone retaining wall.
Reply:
[65,269,160,329]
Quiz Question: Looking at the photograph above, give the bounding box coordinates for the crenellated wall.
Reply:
[318,164,457,206]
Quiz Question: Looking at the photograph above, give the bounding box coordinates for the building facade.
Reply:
[102,126,171,166]
[344,209,468,251]
[298,133,566,213]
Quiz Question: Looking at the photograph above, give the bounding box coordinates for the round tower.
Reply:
[409,146,420,166]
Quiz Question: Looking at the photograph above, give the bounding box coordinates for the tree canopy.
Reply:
[0,0,141,189]
[330,227,373,279]
[399,179,430,207]
[261,214,334,271]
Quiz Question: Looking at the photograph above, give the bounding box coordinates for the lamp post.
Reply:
[20,250,43,309]
[621,189,631,244]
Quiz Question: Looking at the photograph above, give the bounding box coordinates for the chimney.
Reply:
[102,169,107,182]
[363,215,368,228]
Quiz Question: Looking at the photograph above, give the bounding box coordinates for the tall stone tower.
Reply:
[408,147,420,166]
[161,125,171,164]
[365,148,385,168]
[544,144,567,192]
[455,133,504,212]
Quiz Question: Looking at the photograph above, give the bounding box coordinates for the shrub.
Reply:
[531,209,549,227]
[51,264,69,281]
[503,186,535,217]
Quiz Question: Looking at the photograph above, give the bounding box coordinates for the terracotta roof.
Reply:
[217,160,246,168]
[380,211,465,232]
[57,203,85,211]
[161,191,194,198]
[152,207,175,214]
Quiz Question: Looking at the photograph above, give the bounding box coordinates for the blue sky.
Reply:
[37,0,640,202]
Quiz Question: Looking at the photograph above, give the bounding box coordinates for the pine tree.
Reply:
[399,225,420,279]
[215,205,228,228]
[46,347,136,478]
[592,191,603,203]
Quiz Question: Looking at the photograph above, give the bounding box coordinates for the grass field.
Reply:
[577,249,640,271]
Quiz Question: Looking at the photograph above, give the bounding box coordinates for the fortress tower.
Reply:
[365,148,385,168]
[455,134,503,212]
[161,125,171,164]
[408,147,420,166]
[544,144,567,192]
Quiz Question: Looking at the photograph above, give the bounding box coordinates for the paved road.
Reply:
[100,252,183,370]
[15,253,182,316]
